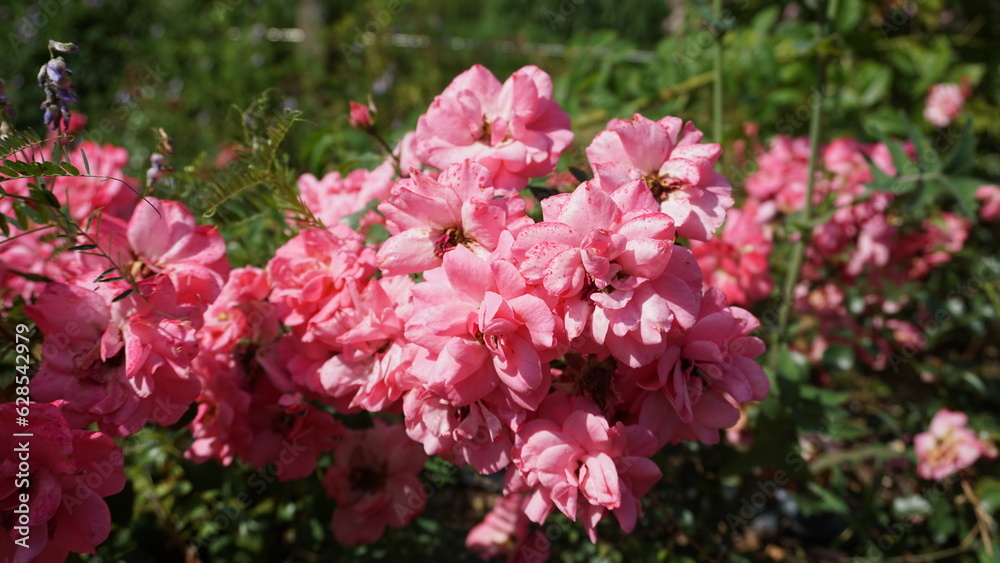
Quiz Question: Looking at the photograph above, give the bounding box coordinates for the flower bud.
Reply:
[348,101,373,129]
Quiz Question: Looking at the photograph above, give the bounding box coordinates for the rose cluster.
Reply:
[2,64,770,559]
[718,132,999,375]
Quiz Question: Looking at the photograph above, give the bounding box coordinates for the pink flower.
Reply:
[415,64,573,192]
[914,409,989,480]
[187,266,284,465]
[316,275,418,412]
[0,402,125,562]
[348,101,373,129]
[906,212,970,279]
[27,276,203,436]
[185,354,250,466]
[402,388,515,474]
[190,338,344,476]
[632,288,768,446]
[41,142,139,222]
[466,494,549,562]
[239,390,344,480]
[508,392,662,542]
[744,136,813,217]
[266,225,376,339]
[689,200,774,306]
[405,240,562,411]
[976,184,1000,221]
[196,266,279,355]
[297,162,394,229]
[511,180,699,367]
[587,246,703,369]
[512,180,672,300]
[126,197,231,310]
[377,160,531,276]
[923,83,965,128]
[323,421,427,545]
[585,114,733,241]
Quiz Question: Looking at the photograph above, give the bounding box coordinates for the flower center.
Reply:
[349,466,387,493]
[644,174,686,201]
[434,226,472,258]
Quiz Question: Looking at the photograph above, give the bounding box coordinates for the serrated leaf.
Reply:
[112,288,134,302]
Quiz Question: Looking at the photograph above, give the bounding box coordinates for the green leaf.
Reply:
[942,119,976,176]
[941,176,983,218]
[112,288,134,302]
[69,244,98,251]
[94,267,117,282]
[80,148,91,175]
[834,0,864,34]
[0,166,18,177]
[61,162,81,175]
[41,162,63,176]
[806,482,851,516]
[901,111,937,173]
[0,213,7,236]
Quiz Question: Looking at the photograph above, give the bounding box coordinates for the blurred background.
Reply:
[4,0,999,179]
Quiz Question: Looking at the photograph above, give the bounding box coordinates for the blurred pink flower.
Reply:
[976,184,1000,221]
[323,421,427,545]
[689,200,774,306]
[923,83,965,128]
[466,494,549,562]
[348,101,373,129]
[0,402,125,562]
[914,409,988,480]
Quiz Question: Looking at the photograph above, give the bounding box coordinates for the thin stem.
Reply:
[712,0,724,144]
[769,1,837,370]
